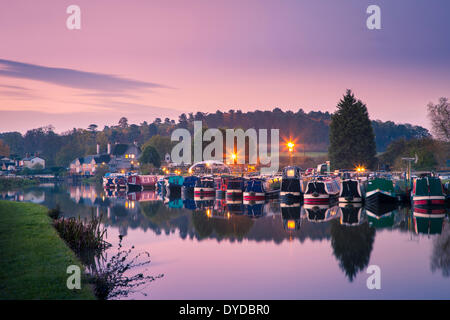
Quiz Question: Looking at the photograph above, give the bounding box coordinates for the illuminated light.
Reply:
[188,169,193,174]
[227,212,231,219]
[287,220,296,230]
[125,154,129,158]
[131,201,135,209]
[206,209,211,217]
[287,169,295,177]
[231,153,237,161]
[125,202,129,208]
[286,141,295,153]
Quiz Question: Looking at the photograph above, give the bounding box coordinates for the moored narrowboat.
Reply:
[194,177,215,197]
[339,179,363,203]
[303,178,340,205]
[166,175,184,196]
[226,178,246,199]
[365,177,397,205]
[127,174,157,191]
[280,166,304,200]
[214,176,229,198]
[412,176,445,207]
[243,179,266,201]
[182,175,199,197]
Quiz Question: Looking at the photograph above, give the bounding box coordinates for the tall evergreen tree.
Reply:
[329,90,376,169]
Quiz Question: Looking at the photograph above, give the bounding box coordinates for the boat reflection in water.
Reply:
[338,203,364,226]
[281,201,302,231]
[413,206,446,235]
[3,183,450,297]
[304,204,340,223]
[366,203,398,229]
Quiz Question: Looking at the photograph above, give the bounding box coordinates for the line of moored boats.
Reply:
[103,166,450,212]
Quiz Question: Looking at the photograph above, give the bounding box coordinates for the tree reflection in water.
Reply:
[431,222,450,277]
[330,220,376,282]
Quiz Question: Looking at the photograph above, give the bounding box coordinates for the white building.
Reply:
[21,156,46,169]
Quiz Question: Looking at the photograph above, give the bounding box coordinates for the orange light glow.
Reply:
[287,220,296,230]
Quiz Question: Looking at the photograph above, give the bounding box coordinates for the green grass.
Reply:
[0,201,95,300]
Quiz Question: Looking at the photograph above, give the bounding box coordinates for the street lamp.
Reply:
[286,141,295,165]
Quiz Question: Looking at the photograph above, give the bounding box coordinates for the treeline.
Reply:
[0,109,429,167]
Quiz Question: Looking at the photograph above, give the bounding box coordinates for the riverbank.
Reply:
[0,201,95,299]
[0,177,38,191]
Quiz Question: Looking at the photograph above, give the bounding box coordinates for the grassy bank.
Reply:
[0,177,38,191]
[0,201,95,299]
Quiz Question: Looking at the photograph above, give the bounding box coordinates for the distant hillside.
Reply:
[0,109,430,166]
[188,109,430,152]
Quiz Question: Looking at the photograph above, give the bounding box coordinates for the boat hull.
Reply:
[365,189,397,205]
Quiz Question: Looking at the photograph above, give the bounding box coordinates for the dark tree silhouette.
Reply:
[329,90,377,169]
[330,220,376,282]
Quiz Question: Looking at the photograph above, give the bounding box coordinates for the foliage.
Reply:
[379,137,445,170]
[140,145,161,167]
[48,204,62,220]
[53,213,111,254]
[328,90,377,169]
[0,110,430,167]
[431,223,450,277]
[0,139,10,157]
[428,97,450,142]
[86,235,164,300]
[143,135,174,160]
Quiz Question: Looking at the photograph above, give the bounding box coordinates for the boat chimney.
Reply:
[107,143,111,154]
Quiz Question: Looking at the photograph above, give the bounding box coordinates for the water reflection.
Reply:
[2,184,450,297]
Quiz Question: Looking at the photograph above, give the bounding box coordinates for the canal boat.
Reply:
[156,176,166,194]
[194,176,215,197]
[214,176,229,198]
[103,172,121,189]
[182,175,199,198]
[412,176,445,207]
[114,175,127,190]
[127,174,157,191]
[365,177,397,205]
[280,166,304,200]
[243,179,266,201]
[226,177,246,199]
[339,179,363,203]
[303,178,340,205]
[166,175,183,197]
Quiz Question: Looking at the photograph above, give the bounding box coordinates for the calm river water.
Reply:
[2,183,450,299]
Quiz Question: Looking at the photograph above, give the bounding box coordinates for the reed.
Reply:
[53,213,111,254]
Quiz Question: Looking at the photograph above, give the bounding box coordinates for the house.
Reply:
[21,156,45,169]
[70,154,111,176]
[0,157,16,172]
[69,142,140,175]
[108,143,141,173]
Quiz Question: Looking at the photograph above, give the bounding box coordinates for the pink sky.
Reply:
[0,1,449,133]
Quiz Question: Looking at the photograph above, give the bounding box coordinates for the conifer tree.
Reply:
[328,90,377,169]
